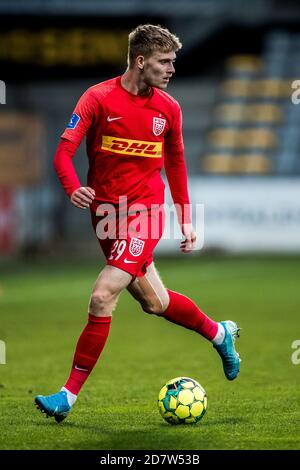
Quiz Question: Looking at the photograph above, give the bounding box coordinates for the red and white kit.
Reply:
[54,76,191,277]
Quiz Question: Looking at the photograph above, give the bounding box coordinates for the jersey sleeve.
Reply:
[61,88,99,146]
[164,102,191,225]
[53,138,81,197]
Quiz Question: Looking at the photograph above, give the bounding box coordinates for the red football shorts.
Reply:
[90,206,165,279]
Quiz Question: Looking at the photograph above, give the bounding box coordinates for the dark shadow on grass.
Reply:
[34,420,105,432]
[33,415,247,431]
[31,418,249,450]
[203,416,248,426]
[151,415,248,428]
[34,421,76,428]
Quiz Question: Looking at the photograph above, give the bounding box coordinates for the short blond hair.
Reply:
[128,24,182,67]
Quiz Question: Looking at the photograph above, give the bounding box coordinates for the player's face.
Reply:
[142,51,176,89]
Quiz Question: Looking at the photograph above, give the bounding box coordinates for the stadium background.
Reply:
[0,0,300,451]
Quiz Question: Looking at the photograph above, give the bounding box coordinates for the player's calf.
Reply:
[141,298,165,315]
[129,268,170,315]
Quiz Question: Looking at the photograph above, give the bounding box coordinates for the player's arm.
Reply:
[53,89,98,209]
[164,103,196,253]
[54,139,95,209]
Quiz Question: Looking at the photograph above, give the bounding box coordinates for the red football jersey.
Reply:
[60,76,190,218]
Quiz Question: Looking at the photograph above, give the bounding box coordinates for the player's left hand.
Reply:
[180,223,197,253]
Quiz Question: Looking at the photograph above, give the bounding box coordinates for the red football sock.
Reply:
[64,314,111,395]
[163,290,218,341]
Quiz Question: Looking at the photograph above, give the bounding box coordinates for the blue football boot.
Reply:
[34,391,72,423]
[214,320,241,381]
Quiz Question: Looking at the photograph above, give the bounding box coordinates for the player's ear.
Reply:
[136,55,145,70]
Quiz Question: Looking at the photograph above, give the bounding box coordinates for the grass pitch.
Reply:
[0,255,300,450]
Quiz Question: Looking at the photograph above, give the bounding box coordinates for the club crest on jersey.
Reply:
[153,117,166,136]
[67,113,80,129]
[129,238,145,257]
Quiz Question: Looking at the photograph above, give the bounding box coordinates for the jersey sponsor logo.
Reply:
[101,136,162,158]
[129,238,145,256]
[67,113,80,129]
[153,117,166,136]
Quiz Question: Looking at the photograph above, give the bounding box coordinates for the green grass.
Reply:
[0,255,300,450]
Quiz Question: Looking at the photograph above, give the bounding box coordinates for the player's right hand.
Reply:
[180,223,197,253]
[70,187,95,209]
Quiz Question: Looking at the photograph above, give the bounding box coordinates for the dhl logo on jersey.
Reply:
[101,136,162,158]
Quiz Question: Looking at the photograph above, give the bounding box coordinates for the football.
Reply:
[158,377,207,424]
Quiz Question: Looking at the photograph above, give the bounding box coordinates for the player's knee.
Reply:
[88,290,116,316]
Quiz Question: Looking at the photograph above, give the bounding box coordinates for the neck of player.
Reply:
[121,71,151,97]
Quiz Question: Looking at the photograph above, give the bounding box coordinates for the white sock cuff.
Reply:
[212,323,226,345]
[61,387,77,406]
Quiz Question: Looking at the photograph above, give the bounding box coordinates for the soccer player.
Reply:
[35,24,241,423]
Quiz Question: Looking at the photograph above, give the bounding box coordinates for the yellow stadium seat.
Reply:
[202,153,272,174]
[208,128,277,149]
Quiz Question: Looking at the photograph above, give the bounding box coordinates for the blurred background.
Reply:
[1,1,300,451]
[1,0,300,258]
